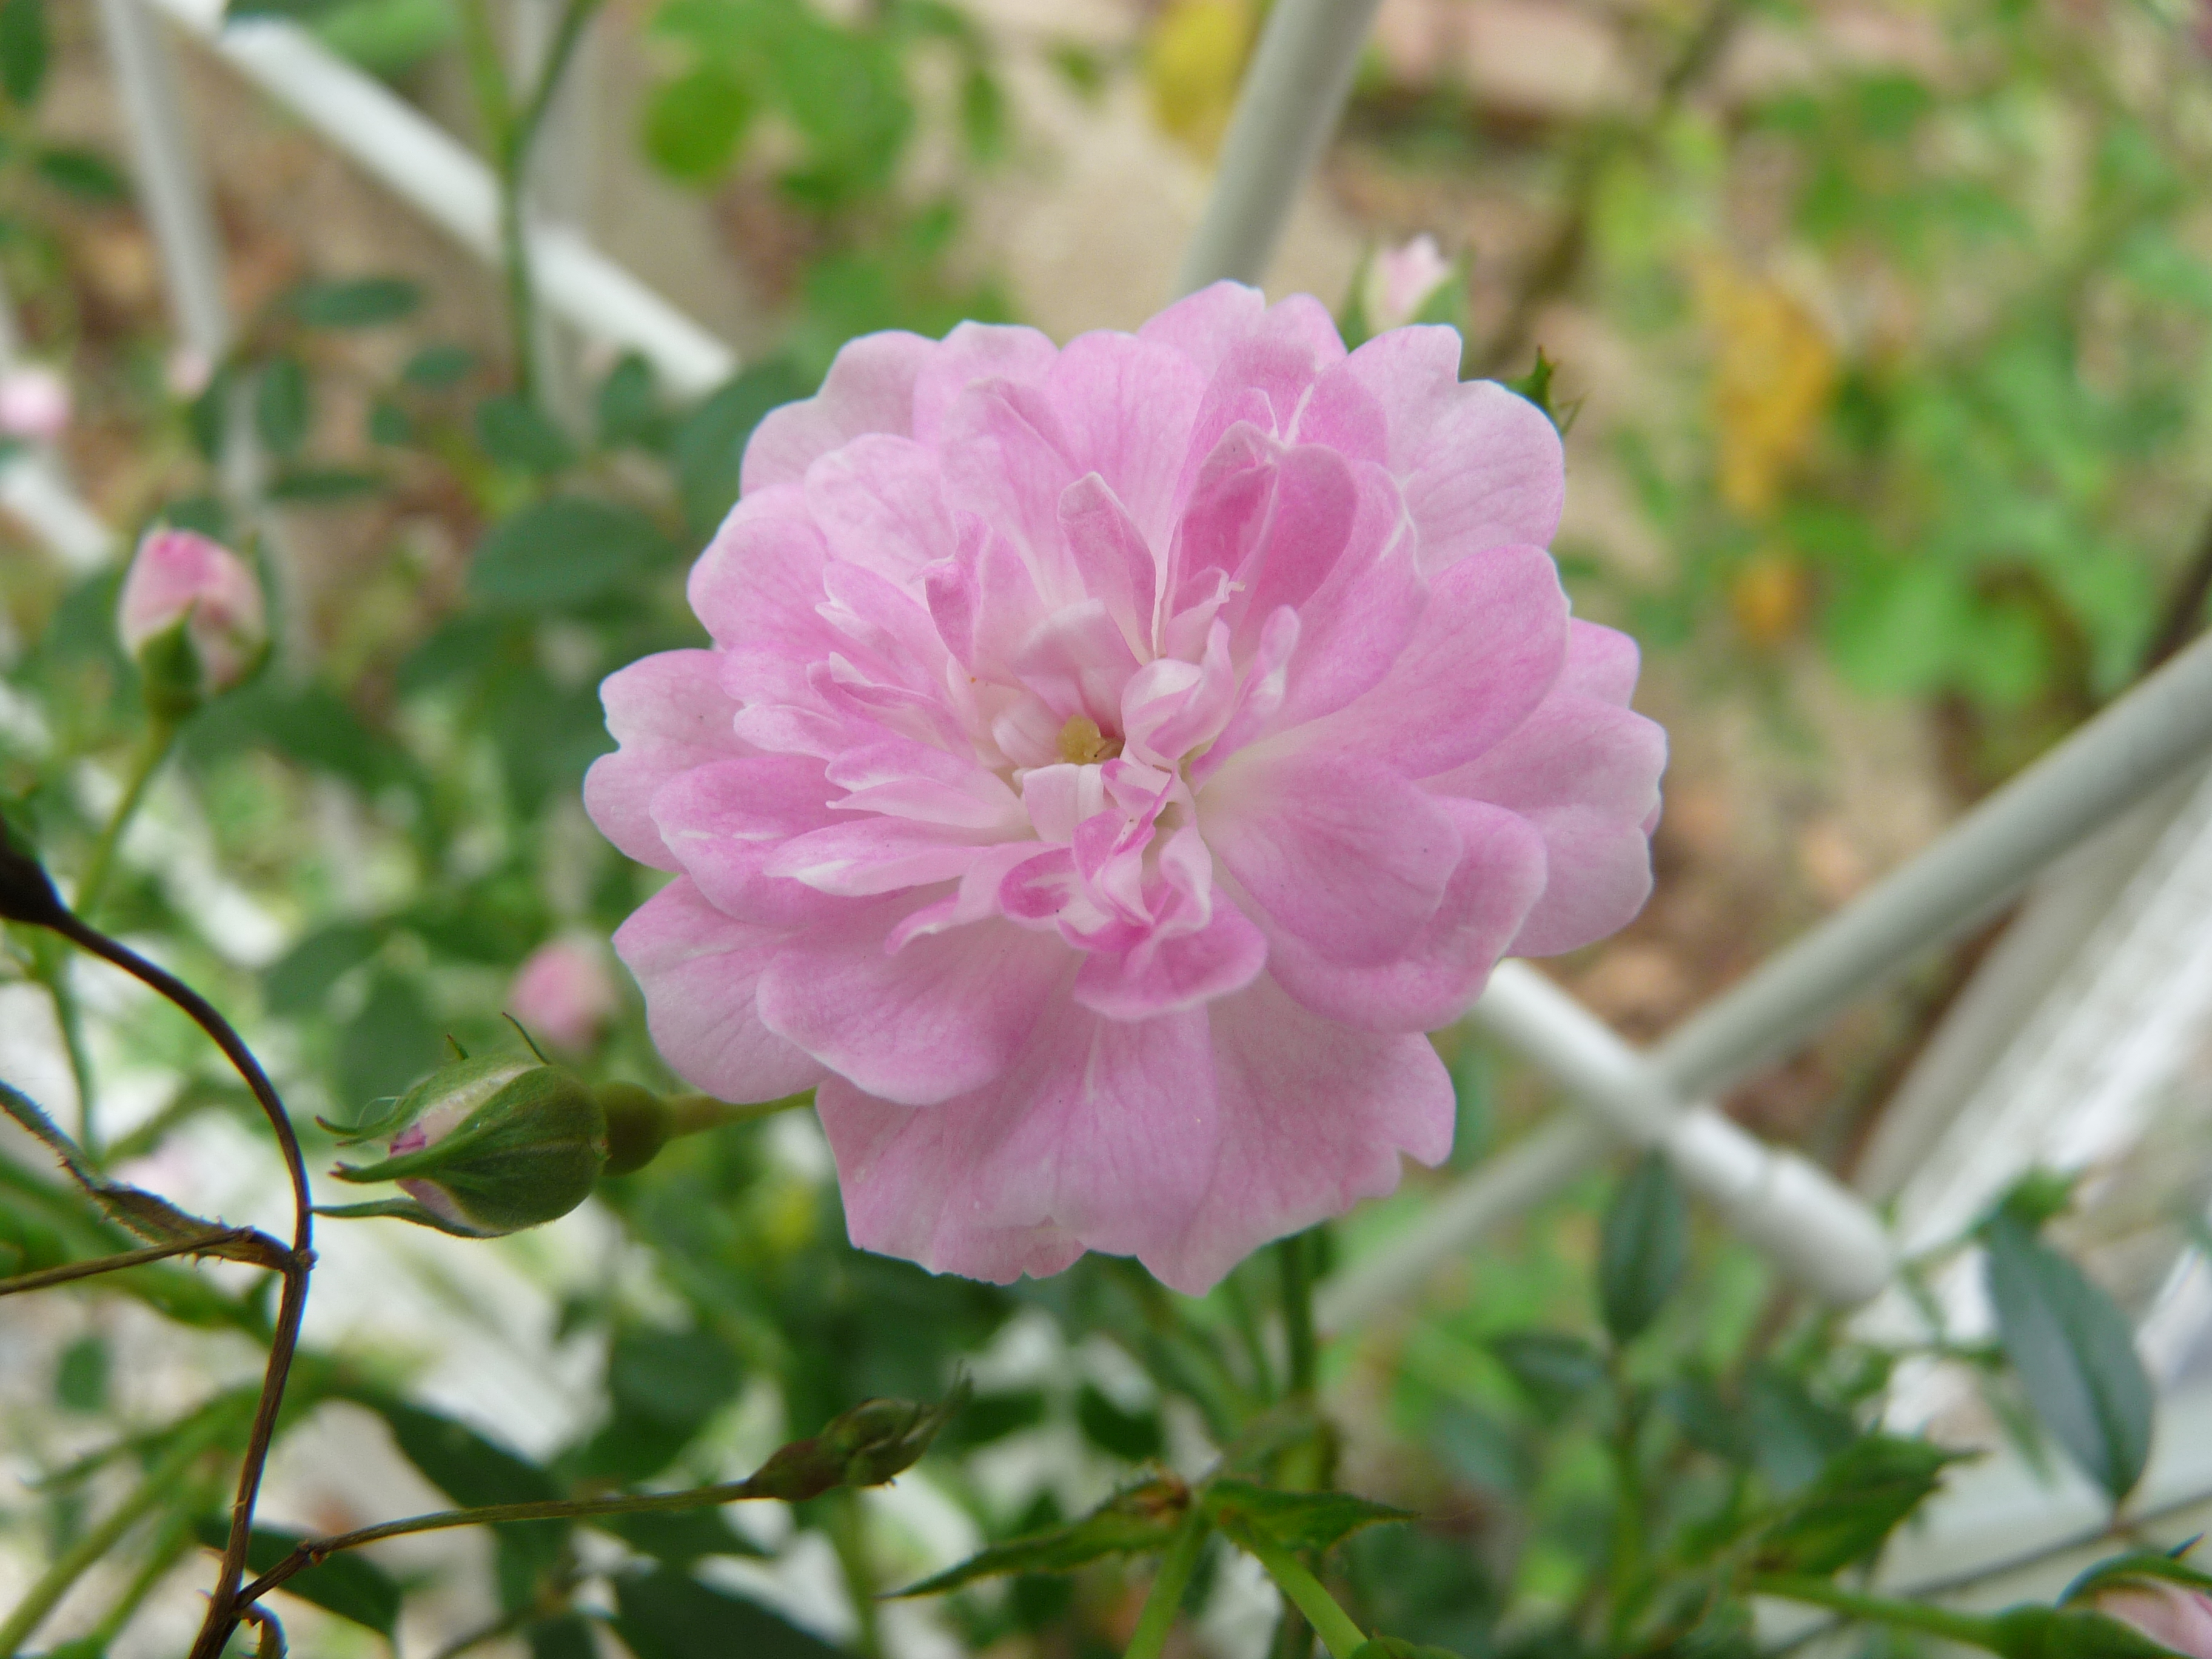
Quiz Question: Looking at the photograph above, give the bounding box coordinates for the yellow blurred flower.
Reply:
[1697,258,1837,519]
[1730,550,1811,647]
[1145,0,1257,156]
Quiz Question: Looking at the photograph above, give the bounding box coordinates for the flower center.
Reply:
[1055,714,1122,766]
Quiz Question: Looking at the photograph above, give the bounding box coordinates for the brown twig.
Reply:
[36,910,316,1659]
[0,1227,287,1297]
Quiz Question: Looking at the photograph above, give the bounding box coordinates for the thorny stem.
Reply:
[1123,1506,1213,1659]
[236,1466,861,1606]
[36,909,315,1659]
[1748,1575,2002,1650]
[0,1227,281,1298]
[1240,1533,1368,1659]
[240,1603,287,1659]
[0,1413,223,1654]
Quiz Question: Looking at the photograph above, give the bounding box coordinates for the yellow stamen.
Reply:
[1057,715,1121,765]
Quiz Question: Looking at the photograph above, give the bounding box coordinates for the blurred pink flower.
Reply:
[1366,235,1454,332]
[509,937,622,1052]
[165,347,214,402]
[586,281,1665,1293]
[0,364,70,442]
[116,527,266,695]
[2095,1583,2212,1657]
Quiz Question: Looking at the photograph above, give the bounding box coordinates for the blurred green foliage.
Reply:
[1,0,2207,1652]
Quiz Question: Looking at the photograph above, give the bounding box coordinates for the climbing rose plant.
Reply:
[586,281,1666,1293]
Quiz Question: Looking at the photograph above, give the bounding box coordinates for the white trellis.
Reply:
[38,0,2212,1614]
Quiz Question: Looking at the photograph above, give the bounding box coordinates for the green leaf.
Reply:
[933,1387,1047,1450]
[369,398,412,446]
[1744,1363,1856,1494]
[33,145,127,203]
[1755,1435,1963,1574]
[597,353,663,451]
[575,1326,746,1481]
[1488,1330,1606,1419]
[1352,1641,1465,1659]
[0,1081,285,1264]
[672,361,813,535]
[1987,1605,2184,1659]
[254,355,313,460]
[477,394,578,474]
[401,343,475,388]
[0,0,47,106]
[286,275,422,328]
[1076,1382,1164,1462]
[55,1333,107,1413]
[1598,1151,1687,1344]
[643,64,756,183]
[195,1521,403,1636]
[892,1475,1188,1596]
[365,1397,563,1509]
[336,972,444,1112]
[594,1507,765,1566]
[309,0,454,73]
[469,496,679,609]
[528,1615,600,1659]
[267,466,384,503]
[612,1566,845,1659]
[1982,1213,2153,1504]
[1205,1479,1412,1553]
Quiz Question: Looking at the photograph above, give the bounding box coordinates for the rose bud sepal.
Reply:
[325,1054,608,1236]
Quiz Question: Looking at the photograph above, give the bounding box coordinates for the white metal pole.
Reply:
[1652,631,2212,1099]
[93,0,230,365]
[1173,0,1386,293]
[94,0,303,663]
[142,0,736,397]
[1319,964,1895,1335]
[1326,632,2212,1325]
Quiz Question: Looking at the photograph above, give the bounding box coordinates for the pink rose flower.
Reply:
[116,527,267,697]
[0,364,70,441]
[2095,1583,2212,1658]
[586,283,1665,1295]
[509,937,622,1052]
[1366,235,1455,332]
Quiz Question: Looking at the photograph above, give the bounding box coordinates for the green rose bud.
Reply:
[329,1053,607,1236]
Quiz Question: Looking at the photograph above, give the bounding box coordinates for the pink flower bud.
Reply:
[0,366,71,443]
[116,528,267,700]
[1364,234,1455,332]
[508,937,622,1052]
[332,1053,608,1236]
[2094,1583,2212,1658]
